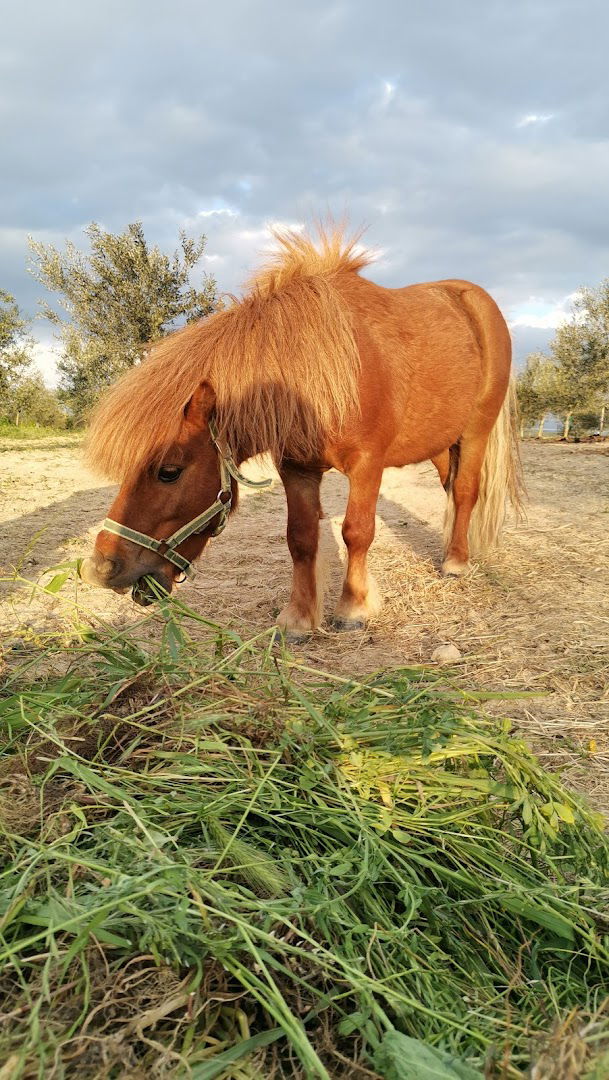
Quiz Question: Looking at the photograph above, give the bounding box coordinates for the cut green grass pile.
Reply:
[1,592,608,1078]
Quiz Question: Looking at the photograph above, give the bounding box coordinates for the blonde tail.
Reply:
[444,377,526,557]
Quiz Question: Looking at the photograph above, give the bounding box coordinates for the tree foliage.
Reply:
[29,222,219,423]
[0,290,32,403]
[571,281,609,397]
[519,281,609,438]
[0,292,64,428]
[6,373,66,428]
[516,354,553,427]
[549,323,604,436]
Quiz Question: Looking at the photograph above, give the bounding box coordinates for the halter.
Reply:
[101,418,272,579]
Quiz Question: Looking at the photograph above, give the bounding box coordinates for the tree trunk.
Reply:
[14,410,20,428]
[563,411,573,440]
[537,414,547,438]
[520,419,525,439]
[601,403,606,435]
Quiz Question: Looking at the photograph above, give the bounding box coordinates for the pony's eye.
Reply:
[157,465,183,483]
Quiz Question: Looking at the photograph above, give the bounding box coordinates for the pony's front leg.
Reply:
[277,463,323,641]
[333,456,383,631]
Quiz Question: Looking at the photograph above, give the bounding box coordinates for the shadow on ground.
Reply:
[0,486,116,599]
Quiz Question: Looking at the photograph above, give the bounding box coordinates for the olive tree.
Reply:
[29,223,220,423]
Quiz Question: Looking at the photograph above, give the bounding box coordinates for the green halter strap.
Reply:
[101,418,272,579]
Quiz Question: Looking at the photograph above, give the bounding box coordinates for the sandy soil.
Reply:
[1,440,608,809]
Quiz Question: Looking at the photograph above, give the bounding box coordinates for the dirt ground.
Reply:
[1,440,608,810]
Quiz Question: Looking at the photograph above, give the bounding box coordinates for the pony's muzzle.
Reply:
[80,546,178,602]
[80,554,127,591]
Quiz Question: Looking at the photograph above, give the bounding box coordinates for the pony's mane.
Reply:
[86,226,374,480]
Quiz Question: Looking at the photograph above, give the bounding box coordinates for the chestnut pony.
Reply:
[82,228,523,636]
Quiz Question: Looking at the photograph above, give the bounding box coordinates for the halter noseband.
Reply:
[101,418,272,579]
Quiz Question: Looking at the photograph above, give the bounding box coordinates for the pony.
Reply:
[81,226,524,637]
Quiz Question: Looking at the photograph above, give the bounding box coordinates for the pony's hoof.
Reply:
[441,557,469,578]
[277,605,316,643]
[331,615,367,632]
[283,628,313,645]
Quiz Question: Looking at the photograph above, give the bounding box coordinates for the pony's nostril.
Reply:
[96,556,120,580]
[80,555,118,587]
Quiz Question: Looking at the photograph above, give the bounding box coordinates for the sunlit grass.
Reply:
[1,583,608,1078]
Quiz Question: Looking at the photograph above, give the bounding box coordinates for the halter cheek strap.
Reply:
[101,419,272,579]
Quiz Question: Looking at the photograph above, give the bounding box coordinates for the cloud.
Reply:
[507,293,579,367]
[2,0,609,381]
[380,80,397,107]
[516,113,555,127]
[508,292,579,331]
[30,341,61,387]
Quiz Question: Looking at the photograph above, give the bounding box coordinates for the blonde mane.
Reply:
[86,227,373,480]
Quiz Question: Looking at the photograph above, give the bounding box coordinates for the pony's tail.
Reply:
[444,377,526,557]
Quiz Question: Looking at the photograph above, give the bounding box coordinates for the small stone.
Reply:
[431,643,461,664]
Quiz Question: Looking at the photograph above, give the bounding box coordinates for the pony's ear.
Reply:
[184,383,216,428]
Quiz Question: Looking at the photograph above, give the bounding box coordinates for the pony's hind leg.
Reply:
[442,432,488,577]
[333,455,383,631]
[277,462,323,640]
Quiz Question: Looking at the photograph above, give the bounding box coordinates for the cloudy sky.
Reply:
[3,0,609,383]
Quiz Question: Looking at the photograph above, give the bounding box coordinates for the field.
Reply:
[1,439,609,1078]
[2,439,608,810]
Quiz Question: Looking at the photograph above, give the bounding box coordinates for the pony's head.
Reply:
[80,383,233,605]
[81,226,367,604]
